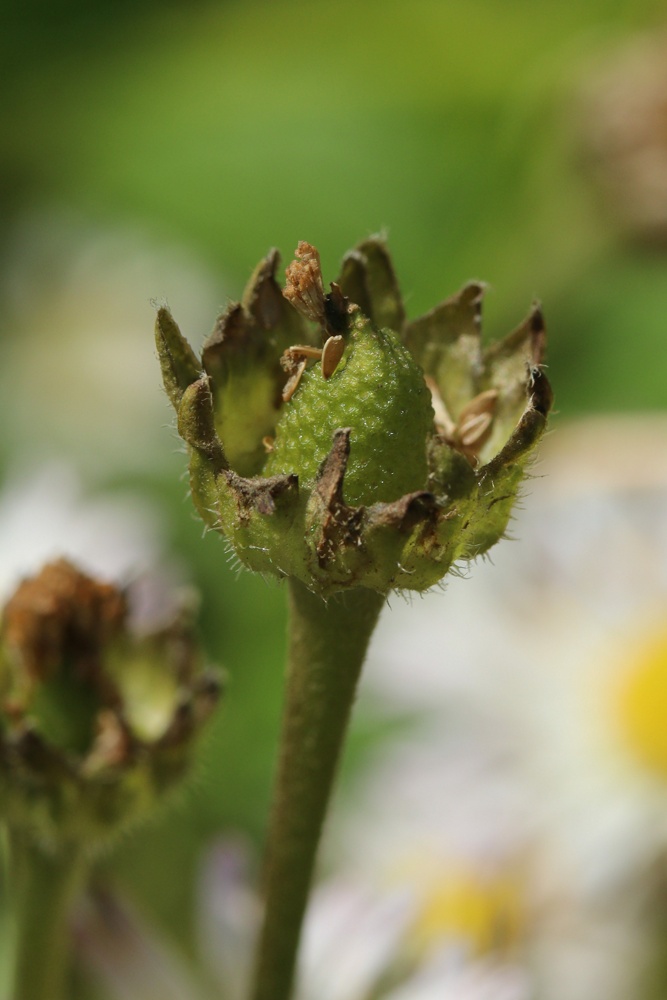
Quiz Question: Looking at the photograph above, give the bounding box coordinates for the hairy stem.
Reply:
[250,578,385,1000]
[7,830,84,1000]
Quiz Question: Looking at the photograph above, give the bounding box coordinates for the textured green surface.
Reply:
[264,314,434,506]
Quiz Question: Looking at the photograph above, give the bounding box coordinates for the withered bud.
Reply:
[2,559,126,687]
[0,560,221,853]
[283,241,327,326]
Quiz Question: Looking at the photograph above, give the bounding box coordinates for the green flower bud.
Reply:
[156,239,552,598]
[264,310,434,506]
[0,560,220,853]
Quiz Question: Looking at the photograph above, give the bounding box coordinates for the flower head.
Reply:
[78,838,532,1000]
[156,238,552,596]
[0,559,220,853]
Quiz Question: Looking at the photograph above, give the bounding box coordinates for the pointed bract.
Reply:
[337,237,405,332]
[404,282,485,420]
[201,251,314,477]
[155,307,202,409]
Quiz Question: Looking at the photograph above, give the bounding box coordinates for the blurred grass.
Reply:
[2,0,667,966]
[4,0,667,416]
[4,0,667,410]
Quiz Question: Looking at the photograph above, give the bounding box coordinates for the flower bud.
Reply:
[156,239,552,597]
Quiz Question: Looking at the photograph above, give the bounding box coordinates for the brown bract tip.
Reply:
[309,429,364,568]
[528,365,553,416]
[224,469,299,519]
[528,305,547,366]
[283,241,326,326]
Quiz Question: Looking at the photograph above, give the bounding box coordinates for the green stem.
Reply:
[250,578,385,1000]
[7,829,84,1000]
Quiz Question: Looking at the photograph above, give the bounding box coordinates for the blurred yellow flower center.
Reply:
[399,860,523,957]
[617,629,667,777]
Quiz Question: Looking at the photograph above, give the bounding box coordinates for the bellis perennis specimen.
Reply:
[155,238,552,599]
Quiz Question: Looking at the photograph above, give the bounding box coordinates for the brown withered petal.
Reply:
[2,559,126,685]
[308,429,364,568]
[283,241,327,326]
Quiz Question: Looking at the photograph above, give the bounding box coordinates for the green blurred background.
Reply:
[1,0,666,975]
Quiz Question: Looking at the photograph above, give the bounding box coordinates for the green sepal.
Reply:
[214,468,301,577]
[336,237,406,332]
[178,376,228,531]
[403,282,485,419]
[460,366,552,558]
[479,304,546,460]
[202,250,315,476]
[188,448,222,533]
[178,376,226,464]
[155,307,202,409]
[426,434,477,499]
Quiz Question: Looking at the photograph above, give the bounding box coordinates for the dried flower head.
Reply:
[0,559,220,852]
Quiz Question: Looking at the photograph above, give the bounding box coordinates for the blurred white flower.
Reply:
[0,462,180,624]
[360,416,667,877]
[75,891,197,1000]
[78,838,530,1000]
[0,211,221,472]
[353,415,667,1000]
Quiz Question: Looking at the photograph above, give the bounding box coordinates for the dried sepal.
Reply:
[281,357,308,402]
[223,469,299,520]
[321,336,345,379]
[305,429,363,570]
[241,248,306,334]
[284,241,327,326]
